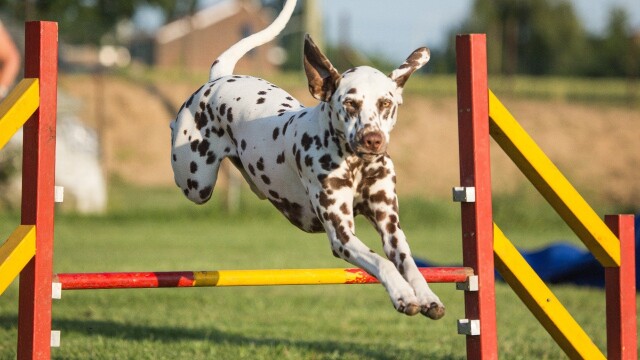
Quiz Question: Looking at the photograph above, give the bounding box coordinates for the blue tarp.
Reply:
[415,215,639,289]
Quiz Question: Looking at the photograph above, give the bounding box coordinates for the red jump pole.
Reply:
[605,215,637,360]
[456,34,498,360]
[18,21,58,360]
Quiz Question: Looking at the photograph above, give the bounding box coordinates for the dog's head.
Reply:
[303,34,429,160]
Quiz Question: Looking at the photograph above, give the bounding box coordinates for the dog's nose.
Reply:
[362,131,385,153]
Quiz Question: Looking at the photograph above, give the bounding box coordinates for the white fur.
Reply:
[170,0,444,319]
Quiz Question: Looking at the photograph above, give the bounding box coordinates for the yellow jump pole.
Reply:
[493,223,605,359]
[488,91,620,267]
[0,225,36,296]
[0,78,39,149]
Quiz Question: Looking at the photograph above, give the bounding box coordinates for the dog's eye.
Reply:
[343,99,355,107]
[381,99,392,108]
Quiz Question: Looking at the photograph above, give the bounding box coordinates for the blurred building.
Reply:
[154,0,280,73]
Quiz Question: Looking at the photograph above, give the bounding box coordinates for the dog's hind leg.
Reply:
[171,106,230,204]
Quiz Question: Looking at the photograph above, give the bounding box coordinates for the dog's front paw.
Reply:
[421,302,445,320]
[395,298,421,316]
[387,280,421,316]
[410,276,445,320]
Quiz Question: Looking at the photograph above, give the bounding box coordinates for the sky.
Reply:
[319,0,640,62]
[138,0,640,63]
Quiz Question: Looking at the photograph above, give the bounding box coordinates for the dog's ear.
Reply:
[389,47,430,89]
[304,34,341,101]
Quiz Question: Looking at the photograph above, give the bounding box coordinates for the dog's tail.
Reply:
[209,0,297,81]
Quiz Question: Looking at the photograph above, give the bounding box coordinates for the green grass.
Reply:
[0,182,637,359]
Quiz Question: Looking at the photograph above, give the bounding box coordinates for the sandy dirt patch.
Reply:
[59,74,640,208]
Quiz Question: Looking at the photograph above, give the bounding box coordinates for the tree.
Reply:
[0,0,185,45]
[587,8,640,78]
[440,0,590,76]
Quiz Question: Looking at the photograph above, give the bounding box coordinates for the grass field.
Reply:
[1,181,635,359]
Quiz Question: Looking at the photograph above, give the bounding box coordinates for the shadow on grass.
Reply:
[0,315,463,360]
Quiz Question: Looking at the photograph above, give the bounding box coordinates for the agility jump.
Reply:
[0,22,636,360]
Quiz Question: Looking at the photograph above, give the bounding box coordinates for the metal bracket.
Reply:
[51,330,61,347]
[457,319,481,336]
[452,186,476,203]
[52,282,62,299]
[54,186,64,203]
[456,275,479,292]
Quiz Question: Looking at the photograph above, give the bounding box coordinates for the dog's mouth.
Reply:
[355,148,386,161]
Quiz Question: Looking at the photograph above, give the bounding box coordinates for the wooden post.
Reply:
[605,215,637,360]
[456,34,498,359]
[17,21,58,360]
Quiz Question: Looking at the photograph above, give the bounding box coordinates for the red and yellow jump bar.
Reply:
[54,267,473,290]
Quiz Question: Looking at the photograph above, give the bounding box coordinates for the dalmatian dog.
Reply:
[170,0,444,319]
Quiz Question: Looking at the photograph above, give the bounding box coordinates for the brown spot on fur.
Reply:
[324,176,352,190]
[319,192,336,208]
[328,213,350,245]
[369,190,391,204]
[386,222,397,234]
[390,236,398,248]
[340,203,350,215]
